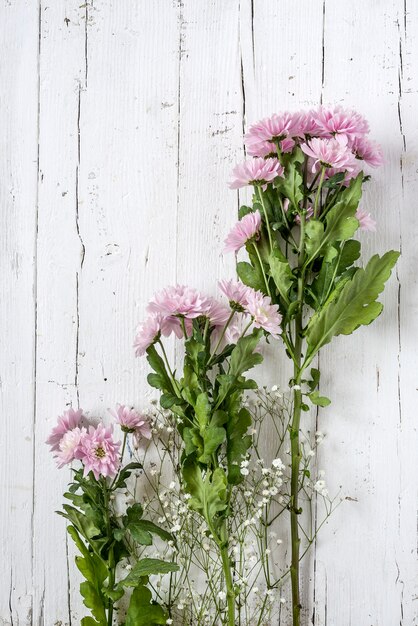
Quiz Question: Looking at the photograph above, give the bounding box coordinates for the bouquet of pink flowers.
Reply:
[48,105,398,626]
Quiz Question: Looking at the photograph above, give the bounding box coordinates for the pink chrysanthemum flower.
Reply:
[46,407,84,452]
[356,208,377,232]
[245,112,304,147]
[297,110,323,137]
[351,137,384,167]
[224,211,262,253]
[301,135,357,174]
[229,158,284,191]
[77,423,121,480]
[245,290,283,337]
[111,404,152,437]
[313,105,369,141]
[203,298,231,326]
[147,285,210,321]
[246,140,277,158]
[55,427,86,468]
[219,279,251,309]
[133,313,167,357]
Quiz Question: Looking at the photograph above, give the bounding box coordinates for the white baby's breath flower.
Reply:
[218,591,226,602]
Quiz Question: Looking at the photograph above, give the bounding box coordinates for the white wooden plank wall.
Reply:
[0,1,416,624]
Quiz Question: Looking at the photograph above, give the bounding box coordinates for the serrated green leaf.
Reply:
[118,559,179,588]
[228,329,263,379]
[312,240,361,307]
[182,461,227,521]
[237,261,265,292]
[129,519,173,543]
[129,523,153,545]
[269,253,294,304]
[125,584,167,626]
[280,158,304,209]
[146,344,175,395]
[113,462,143,490]
[195,392,211,428]
[308,391,331,407]
[79,582,107,625]
[226,404,252,485]
[306,251,400,361]
[198,425,226,465]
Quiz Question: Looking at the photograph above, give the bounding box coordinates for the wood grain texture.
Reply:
[0,1,416,624]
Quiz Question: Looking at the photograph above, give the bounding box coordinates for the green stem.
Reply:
[219,536,235,626]
[209,310,235,361]
[157,339,181,396]
[103,482,115,626]
[256,186,274,252]
[252,242,271,297]
[288,212,307,626]
[313,166,326,218]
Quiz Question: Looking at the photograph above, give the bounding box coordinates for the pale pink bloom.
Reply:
[246,140,277,158]
[297,110,322,137]
[246,138,295,158]
[244,290,282,337]
[55,427,86,468]
[229,158,284,190]
[219,279,251,308]
[133,313,166,357]
[111,404,152,437]
[77,423,121,480]
[224,321,242,345]
[351,137,384,167]
[313,106,369,141]
[301,135,357,174]
[147,285,210,321]
[224,211,262,253]
[245,112,304,147]
[204,298,231,326]
[356,208,376,232]
[46,407,84,452]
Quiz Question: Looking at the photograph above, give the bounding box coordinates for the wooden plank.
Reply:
[73,1,179,617]
[32,3,86,624]
[314,1,405,624]
[0,2,39,624]
[397,1,418,622]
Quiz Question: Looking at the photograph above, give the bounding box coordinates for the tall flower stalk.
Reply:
[228,106,398,625]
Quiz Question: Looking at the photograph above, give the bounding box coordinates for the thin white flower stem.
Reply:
[251,241,272,297]
[256,185,274,251]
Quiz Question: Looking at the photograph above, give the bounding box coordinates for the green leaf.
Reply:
[305,175,364,264]
[129,524,153,545]
[226,405,252,485]
[198,425,226,465]
[125,584,167,626]
[182,461,227,521]
[228,329,263,379]
[306,251,400,360]
[280,158,304,209]
[59,505,101,540]
[118,559,179,588]
[312,240,361,307]
[308,391,331,407]
[269,253,294,303]
[195,392,211,428]
[113,462,143,490]
[237,261,265,292]
[129,519,173,543]
[146,344,175,394]
[307,367,320,391]
[79,582,107,625]
[81,617,102,626]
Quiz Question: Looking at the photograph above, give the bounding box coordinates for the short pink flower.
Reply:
[134,313,166,357]
[356,208,376,232]
[224,211,262,253]
[245,290,282,337]
[301,135,357,173]
[297,110,323,137]
[246,140,277,158]
[46,407,84,452]
[111,404,152,437]
[77,423,121,481]
[313,106,369,141]
[147,285,210,321]
[229,158,284,190]
[204,298,231,326]
[351,137,384,168]
[55,427,86,468]
[245,112,304,148]
[219,279,251,309]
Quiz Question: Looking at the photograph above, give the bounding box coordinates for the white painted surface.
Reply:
[0,1,416,624]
